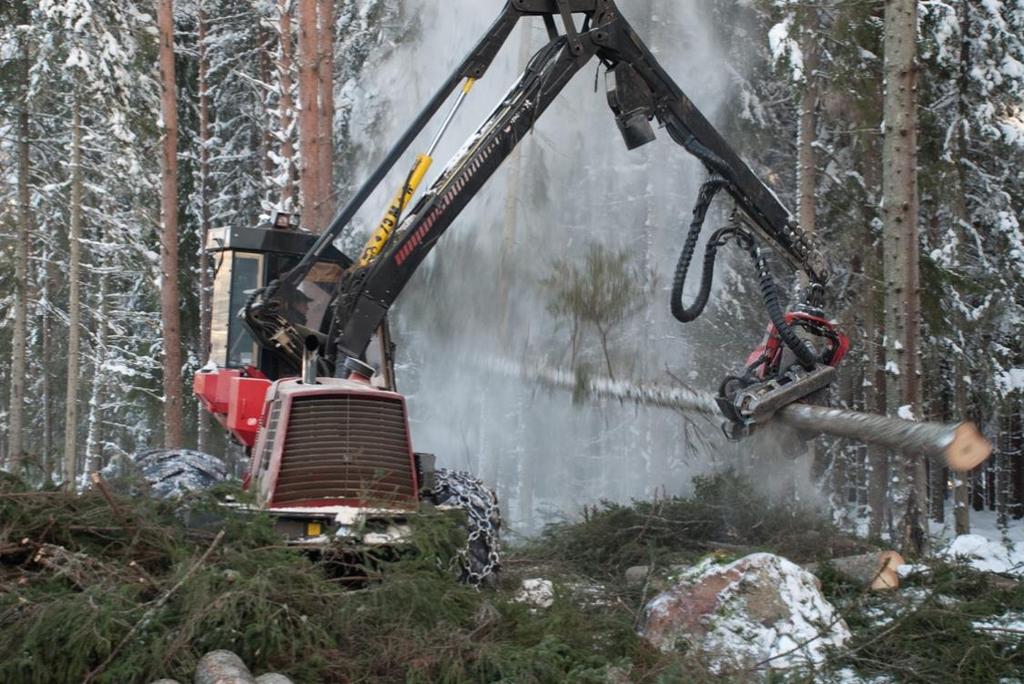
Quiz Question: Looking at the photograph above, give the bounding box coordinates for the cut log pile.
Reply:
[146,650,293,683]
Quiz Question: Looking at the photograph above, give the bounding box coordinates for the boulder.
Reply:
[624,565,650,589]
[639,553,850,675]
[194,650,255,684]
[254,675,293,684]
[514,578,554,609]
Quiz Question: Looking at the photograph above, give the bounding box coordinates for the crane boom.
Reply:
[243,0,840,429]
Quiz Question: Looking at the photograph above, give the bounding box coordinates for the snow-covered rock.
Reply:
[515,578,554,609]
[639,553,851,675]
[942,534,1024,577]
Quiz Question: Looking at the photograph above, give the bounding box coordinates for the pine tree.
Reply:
[883,0,927,555]
[6,0,32,473]
[159,0,184,449]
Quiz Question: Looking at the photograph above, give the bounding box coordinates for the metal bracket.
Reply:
[731,364,836,425]
[555,0,584,54]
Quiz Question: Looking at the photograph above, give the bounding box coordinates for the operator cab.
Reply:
[206,215,350,380]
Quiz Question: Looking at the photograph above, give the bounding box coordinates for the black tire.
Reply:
[107,448,229,500]
[427,468,501,586]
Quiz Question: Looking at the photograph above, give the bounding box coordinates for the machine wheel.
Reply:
[427,468,502,587]
[111,448,229,500]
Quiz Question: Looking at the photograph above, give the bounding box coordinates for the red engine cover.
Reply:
[194,367,271,448]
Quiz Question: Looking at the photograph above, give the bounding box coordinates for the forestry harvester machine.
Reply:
[189,0,988,584]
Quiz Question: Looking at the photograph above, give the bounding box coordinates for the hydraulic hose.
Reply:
[670,177,727,322]
[749,243,819,370]
[671,176,819,370]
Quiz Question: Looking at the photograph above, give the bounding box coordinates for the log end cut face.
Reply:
[946,423,992,472]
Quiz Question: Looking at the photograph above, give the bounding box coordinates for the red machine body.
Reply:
[194,367,272,448]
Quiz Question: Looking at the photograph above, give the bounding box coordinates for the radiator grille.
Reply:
[272,393,416,506]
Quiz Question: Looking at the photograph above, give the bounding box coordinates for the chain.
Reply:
[429,468,502,587]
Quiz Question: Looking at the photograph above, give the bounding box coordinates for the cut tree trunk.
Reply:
[882,0,926,557]
[158,0,184,448]
[803,551,904,591]
[63,94,84,488]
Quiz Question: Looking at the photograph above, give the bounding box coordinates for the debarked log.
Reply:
[485,356,991,470]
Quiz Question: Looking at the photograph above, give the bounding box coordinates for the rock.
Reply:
[194,650,255,684]
[254,675,293,684]
[604,664,633,683]
[624,565,650,588]
[515,578,554,609]
[639,553,851,674]
[150,680,182,684]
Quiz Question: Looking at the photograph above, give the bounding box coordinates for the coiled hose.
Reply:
[670,177,819,370]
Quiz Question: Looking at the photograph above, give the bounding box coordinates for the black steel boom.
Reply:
[245,0,829,380]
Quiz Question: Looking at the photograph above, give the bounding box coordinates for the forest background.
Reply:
[1,0,1023,547]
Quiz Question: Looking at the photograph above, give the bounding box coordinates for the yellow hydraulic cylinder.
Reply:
[357,77,476,267]
[358,153,433,266]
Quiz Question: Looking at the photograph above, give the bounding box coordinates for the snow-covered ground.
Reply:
[929,508,1024,578]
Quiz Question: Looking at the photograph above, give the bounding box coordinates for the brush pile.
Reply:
[1,470,1022,683]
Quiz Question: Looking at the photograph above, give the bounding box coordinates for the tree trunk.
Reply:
[85,274,109,474]
[996,401,1014,533]
[797,36,819,244]
[929,353,947,523]
[1014,399,1024,520]
[317,0,334,219]
[40,245,57,478]
[8,19,31,472]
[158,0,184,448]
[277,0,296,210]
[297,0,321,231]
[63,95,84,488]
[953,358,970,534]
[862,161,888,539]
[259,32,276,186]
[197,1,212,454]
[882,0,926,557]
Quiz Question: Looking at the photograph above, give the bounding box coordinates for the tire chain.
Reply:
[428,468,502,587]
